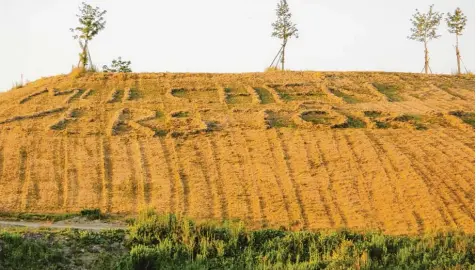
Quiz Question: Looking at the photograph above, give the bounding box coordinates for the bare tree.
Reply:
[271,0,298,71]
[70,2,107,69]
[446,8,467,75]
[408,5,443,74]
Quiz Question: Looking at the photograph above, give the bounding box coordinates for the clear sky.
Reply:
[0,0,474,92]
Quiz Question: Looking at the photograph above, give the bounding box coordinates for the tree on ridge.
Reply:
[271,0,299,71]
[408,5,443,74]
[71,2,107,70]
[446,7,467,75]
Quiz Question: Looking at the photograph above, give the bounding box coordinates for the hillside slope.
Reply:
[0,71,473,235]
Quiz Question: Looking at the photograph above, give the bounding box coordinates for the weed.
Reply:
[364,111,382,118]
[393,114,429,130]
[329,88,360,104]
[373,83,403,102]
[254,87,275,104]
[333,115,366,129]
[171,88,187,98]
[155,129,168,137]
[450,111,475,127]
[80,208,102,220]
[301,111,333,125]
[171,111,189,118]
[394,114,419,122]
[266,111,296,128]
[375,121,391,129]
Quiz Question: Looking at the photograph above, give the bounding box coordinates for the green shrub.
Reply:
[80,208,101,220]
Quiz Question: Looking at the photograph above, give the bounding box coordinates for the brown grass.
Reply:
[0,71,473,235]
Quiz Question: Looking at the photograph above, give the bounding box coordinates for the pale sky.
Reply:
[0,0,474,92]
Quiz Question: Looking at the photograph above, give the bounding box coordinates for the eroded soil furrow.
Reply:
[125,142,139,213]
[135,139,152,206]
[390,134,474,223]
[158,138,178,214]
[332,131,373,226]
[263,132,293,227]
[233,130,267,227]
[205,136,229,220]
[167,138,188,216]
[380,133,463,229]
[298,131,335,228]
[313,133,349,228]
[220,132,254,223]
[100,138,113,213]
[362,131,413,233]
[340,131,381,228]
[273,129,310,229]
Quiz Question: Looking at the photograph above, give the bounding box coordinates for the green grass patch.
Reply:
[364,110,383,118]
[254,87,275,104]
[128,88,141,100]
[274,89,294,102]
[80,208,102,220]
[171,88,187,98]
[394,114,428,130]
[373,83,403,102]
[333,115,367,129]
[171,111,189,118]
[0,212,474,269]
[375,121,391,129]
[226,95,252,104]
[394,114,420,122]
[122,212,475,269]
[450,111,475,127]
[301,111,334,125]
[329,88,360,104]
[266,111,296,128]
[0,212,78,222]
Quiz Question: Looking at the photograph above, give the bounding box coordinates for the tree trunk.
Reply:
[424,42,429,74]
[456,35,461,75]
[281,40,286,71]
[81,40,89,68]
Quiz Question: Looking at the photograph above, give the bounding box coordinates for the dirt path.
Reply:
[0,220,127,231]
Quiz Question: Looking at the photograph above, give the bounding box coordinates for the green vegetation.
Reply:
[171,88,187,98]
[394,114,429,130]
[364,110,383,119]
[329,88,360,104]
[266,111,296,128]
[273,88,294,102]
[0,212,474,269]
[373,83,404,102]
[103,57,132,73]
[171,111,189,118]
[301,111,333,125]
[333,115,367,129]
[0,212,78,222]
[80,208,102,220]
[254,87,275,104]
[0,228,126,269]
[71,2,107,70]
[225,88,253,104]
[450,111,475,127]
[375,121,391,129]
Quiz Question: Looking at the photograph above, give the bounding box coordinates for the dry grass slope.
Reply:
[0,71,473,235]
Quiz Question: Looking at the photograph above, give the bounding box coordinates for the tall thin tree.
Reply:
[446,8,467,75]
[408,5,443,74]
[272,0,298,71]
[70,2,107,69]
